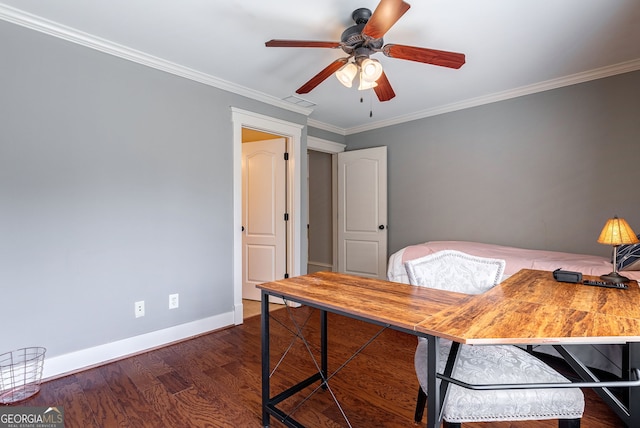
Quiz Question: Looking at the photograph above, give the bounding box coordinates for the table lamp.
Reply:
[597,216,639,283]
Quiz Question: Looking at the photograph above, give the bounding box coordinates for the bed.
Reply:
[388,240,640,377]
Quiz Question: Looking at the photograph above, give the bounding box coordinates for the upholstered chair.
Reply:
[405,250,584,428]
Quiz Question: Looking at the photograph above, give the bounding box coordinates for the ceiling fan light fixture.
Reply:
[267,3,466,103]
[358,72,379,90]
[360,58,383,83]
[335,62,358,87]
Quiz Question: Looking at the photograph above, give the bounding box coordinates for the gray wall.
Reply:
[346,70,640,257]
[0,20,307,358]
[3,14,639,363]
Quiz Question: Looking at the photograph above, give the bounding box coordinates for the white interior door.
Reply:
[242,138,286,300]
[337,146,387,279]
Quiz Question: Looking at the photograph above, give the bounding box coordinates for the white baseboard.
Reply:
[307,261,333,274]
[42,311,235,380]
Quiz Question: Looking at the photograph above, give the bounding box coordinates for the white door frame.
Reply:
[232,108,303,324]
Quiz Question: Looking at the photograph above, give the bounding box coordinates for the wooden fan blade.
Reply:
[265,39,341,48]
[362,0,411,40]
[373,71,396,102]
[296,58,348,94]
[383,44,466,69]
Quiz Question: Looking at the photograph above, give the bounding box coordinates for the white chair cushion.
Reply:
[404,250,505,295]
[415,339,585,423]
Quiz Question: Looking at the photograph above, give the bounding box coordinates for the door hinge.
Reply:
[284,152,289,161]
[284,213,289,221]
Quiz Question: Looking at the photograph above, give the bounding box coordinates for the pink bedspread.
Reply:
[391,240,640,281]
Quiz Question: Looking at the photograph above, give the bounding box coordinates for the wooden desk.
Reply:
[421,269,640,345]
[258,269,640,428]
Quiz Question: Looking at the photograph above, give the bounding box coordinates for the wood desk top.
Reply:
[258,269,640,346]
[419,269,640,345]
[257,271,467,333]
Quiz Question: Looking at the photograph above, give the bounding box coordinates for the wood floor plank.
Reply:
[74,369,130,428]
[117,356,162,393]
[173,356,263,426]
[14,305,625,427]
[98,363,166,427]
[45,375,97,428]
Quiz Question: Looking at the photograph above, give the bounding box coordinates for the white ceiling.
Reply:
[2,0,640,134]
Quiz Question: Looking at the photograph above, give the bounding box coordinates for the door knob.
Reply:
[379,225,385,230]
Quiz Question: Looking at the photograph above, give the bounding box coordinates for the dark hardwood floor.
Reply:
[15,306,624,427]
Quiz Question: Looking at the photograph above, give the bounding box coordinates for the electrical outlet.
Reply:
[135,301,145,318]
[169,293,179,309]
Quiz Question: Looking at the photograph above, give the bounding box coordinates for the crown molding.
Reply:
[307,119,347,136]
[345,58,640,135]
[0,4,313,117]
[2,4,638,136]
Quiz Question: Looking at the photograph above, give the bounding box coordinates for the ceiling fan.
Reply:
[265,0,465,102]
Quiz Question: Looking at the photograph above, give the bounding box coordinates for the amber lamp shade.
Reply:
[597,216,639,283]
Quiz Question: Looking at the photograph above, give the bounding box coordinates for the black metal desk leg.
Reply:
[629,342,640,427]
[261,290,271,427]
[426,335,441,428]
[321,310,328,387]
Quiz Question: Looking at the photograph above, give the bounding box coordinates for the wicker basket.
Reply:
[0,347,46,404]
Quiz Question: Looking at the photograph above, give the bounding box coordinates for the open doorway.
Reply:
[307,137,346,274]
[307,139,387,279]
[307,150,333,273]
[241,129,287,320]
[241,131,287,301]
[232,108,304,324]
